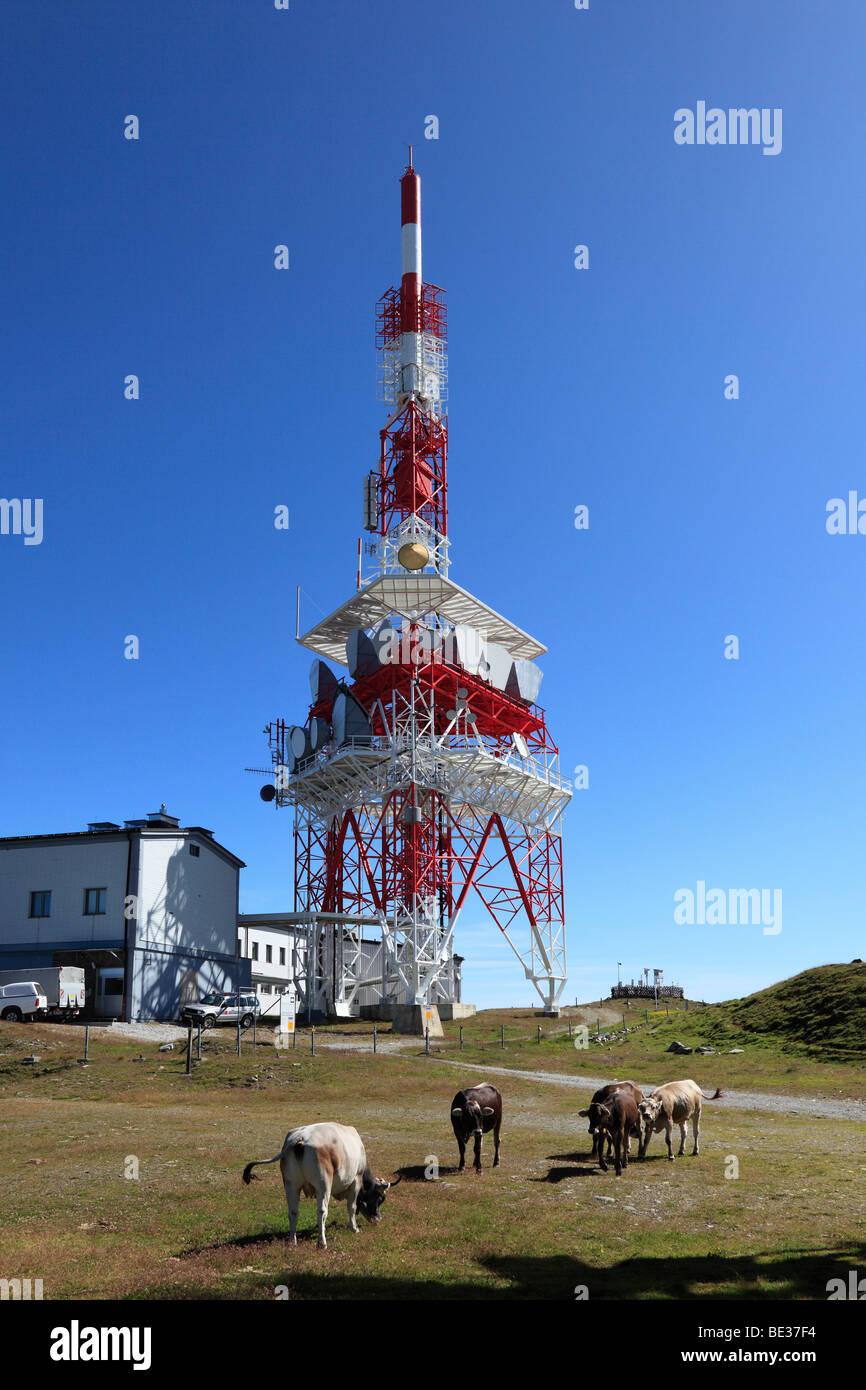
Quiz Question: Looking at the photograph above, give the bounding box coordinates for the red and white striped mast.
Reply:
[261,155,570,1019]
[367,148,449,578]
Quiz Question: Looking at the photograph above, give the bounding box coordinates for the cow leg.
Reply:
[665,1118,674,1160]
[473,1132,483,1173]
[316,1180,331,1249]
[492,1120,501,1168]
[456,1135,466,1172]
[591,1132,598,1158]
[638,1126,650,1160]
[285,1181,300,1246]
[678,1121,687,1157]
[598,1133,608,1171]
[623,1131,630,1170]
[692,1105,701,1156]
[347,1178,360,1233]
[614,1131,623,1177]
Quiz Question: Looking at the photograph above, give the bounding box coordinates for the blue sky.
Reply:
[2,0,864,1008]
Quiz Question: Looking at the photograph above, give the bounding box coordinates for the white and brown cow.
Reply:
[638,1080,724,1160]
[242,1121,399,1249]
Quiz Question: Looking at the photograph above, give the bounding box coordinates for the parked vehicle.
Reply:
[180,990,261,1030]
[0,982,49,1022]
[0,967,85,1020]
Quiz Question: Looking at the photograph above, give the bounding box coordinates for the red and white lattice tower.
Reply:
[258,154,570,1016]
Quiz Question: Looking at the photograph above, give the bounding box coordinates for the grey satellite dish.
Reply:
[290,725,312,761]
[505,659,543,705]
[309,716,331,751]
[309,659,339,706]
[485,641,512,691]
[511,732,529,759]
[260,784,277,802]
[332,690,373,746]
[346,628,382,680]
[453,625,486,677]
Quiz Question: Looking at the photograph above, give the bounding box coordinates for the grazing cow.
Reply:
[242,1121,399,1249]
[583,1087,641,1176]
[638,1080,725,1160]
[450,1083,502,1173]
[579,1081,643,1158]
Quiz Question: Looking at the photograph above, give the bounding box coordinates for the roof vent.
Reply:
[87,822,121,832]
[147,805,180,828]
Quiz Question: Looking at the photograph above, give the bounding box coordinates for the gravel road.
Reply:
[426,1059,866,1123]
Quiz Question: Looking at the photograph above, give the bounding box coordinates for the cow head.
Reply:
[582,1101,611,1136]
[356,1173,401,1224]
[638,1096,663,1128]
[452,1099,494,1137]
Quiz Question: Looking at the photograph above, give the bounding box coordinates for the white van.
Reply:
[0,982,48,1022]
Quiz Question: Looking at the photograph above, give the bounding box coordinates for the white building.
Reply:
[236,913,306,1021]
[0,808,247,1021]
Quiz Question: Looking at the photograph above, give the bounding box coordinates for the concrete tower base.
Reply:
[390,1004,445,1038]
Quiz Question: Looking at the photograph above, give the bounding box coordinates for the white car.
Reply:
[0,981,48,1022]
[180,991,261,1030]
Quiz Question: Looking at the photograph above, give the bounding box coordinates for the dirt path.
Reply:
[415,1058,866,1123]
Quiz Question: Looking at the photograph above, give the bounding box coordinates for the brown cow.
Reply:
[579,1081,643,1158]
[450,1083,502,1173]
[584,1086,640,1176]
[638,1079,724,1160]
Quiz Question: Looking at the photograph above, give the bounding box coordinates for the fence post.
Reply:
[311,1027,315,1056]
[622,1015,626,1030]
[196,1022,202,1060]
[568,1021,573,1040]
[645,1009,649,1024]
[597,1018,601,1037]
[425,1026,430,1055]
[186,1024,193,1076]
[236,1017,241,1056]
[84,1025,90,1062]
[500,1025,505,1049]
[537,1025,541,1044]
[373,1025,377,1054]
[459,1025,464,1050]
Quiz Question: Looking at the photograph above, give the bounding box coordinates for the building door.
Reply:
[95,968,124,1017]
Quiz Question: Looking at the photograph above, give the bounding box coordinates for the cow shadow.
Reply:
[178,1227,319,1257]
[394,1163,465,1182]
[533,1166,598,1184]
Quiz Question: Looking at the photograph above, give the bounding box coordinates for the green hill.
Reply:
[665,962,865,1057]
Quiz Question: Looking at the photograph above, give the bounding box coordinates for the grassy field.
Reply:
[1,1013,865,1301]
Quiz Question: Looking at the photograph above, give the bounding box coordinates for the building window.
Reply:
[189,844,200,857]
[266,945,272,964]
[84,888,107,915]
[279,947,286,966]
[251,942,259,961]
[29,891,51,918]
[238,937,243,955]
[261,984,271,995]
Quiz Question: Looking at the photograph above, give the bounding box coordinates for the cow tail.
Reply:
[701,1088,725,1100]
[242,1132,299,1185]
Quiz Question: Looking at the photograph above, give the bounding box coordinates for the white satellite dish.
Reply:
[512,732,528,759]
